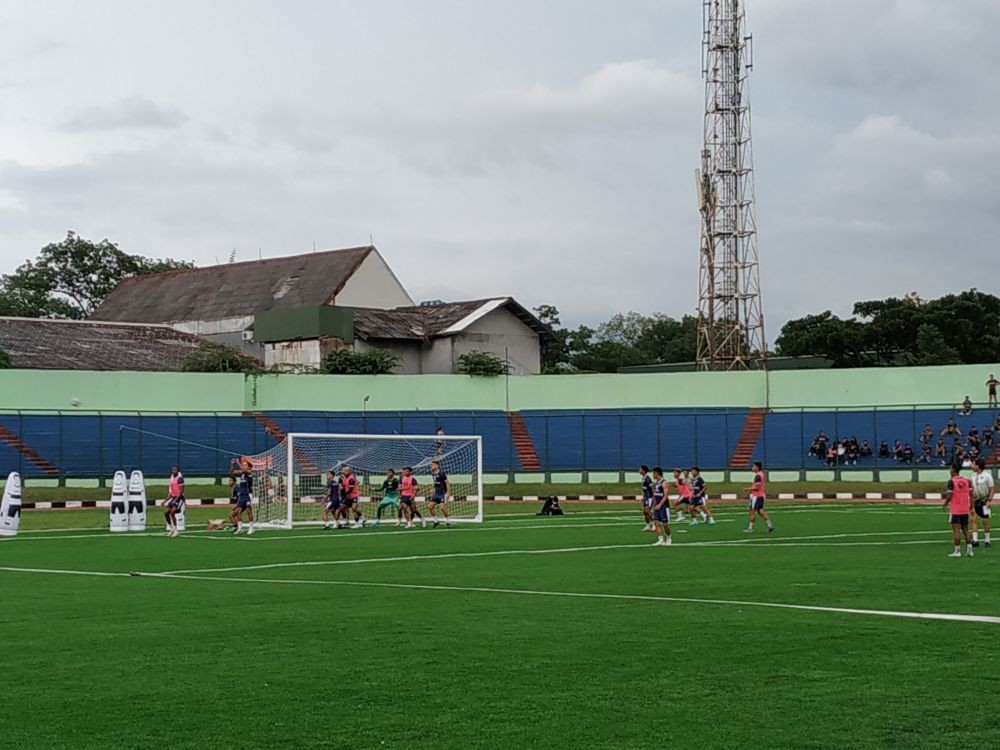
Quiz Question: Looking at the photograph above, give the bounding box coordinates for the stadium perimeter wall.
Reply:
[0,364,997,412]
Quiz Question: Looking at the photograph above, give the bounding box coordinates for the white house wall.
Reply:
[354,339,424,374]
[452,308,541,375]
[334,251,414,309]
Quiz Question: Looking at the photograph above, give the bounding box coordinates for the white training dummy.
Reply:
[109,471,128,532]
[0,471,22,538]
[127,470,147,532]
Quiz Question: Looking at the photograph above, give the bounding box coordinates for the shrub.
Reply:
[0,347,11,369]
[182,341,262,373]
[323,348,400,375]
[457,350,509,377]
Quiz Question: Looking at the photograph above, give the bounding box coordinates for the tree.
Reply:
[0,231,193,319]
[182,342,262,373]
[776,289,1000,367]
[0,347,11,369]
[775,311,870,367]
[323,348,400,375]
[457,350,510,376]
[533,304,569,373]
[900,324,961,366]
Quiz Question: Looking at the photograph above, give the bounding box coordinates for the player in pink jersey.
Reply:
[743,462,774,534]
[671,469,691,521]
[399,467,426,529]
[943,465,974,558]
[164,466,184,537]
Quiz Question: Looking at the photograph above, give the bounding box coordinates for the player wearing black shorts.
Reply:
[649,467,672,546]
[744,462,774,534]
[228,457,255,535]
[971,458,994,547]
[322,470,342,530]
[340,466,366,528]
[639,465,654,531]
[687,467,716,526]
[428,461,451,527]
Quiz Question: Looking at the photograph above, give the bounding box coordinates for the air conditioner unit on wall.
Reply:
[241,330,254,342]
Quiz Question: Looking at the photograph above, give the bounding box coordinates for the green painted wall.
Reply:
[0,370,245,412]
[767,364,1000,409]
[245,373,506,412]
[1,362,998,413]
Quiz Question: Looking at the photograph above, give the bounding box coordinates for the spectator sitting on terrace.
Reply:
[847,440,860,465]
[816,432,828,456]
[969,443,982,461]
[836,440,847,464]
[935,439,947,460]
[809,437,823,459]
[941,418,962,437]
[994,414,1000,433]
[951,438,963,462]
[879,441,891,459]
[892,440,904,461]
[984,425,994,448]
[918,446,933,464]
[961,395,974,416]
[962,452,974,469]
[968,434,981,453]
[860,440,873,458]
[901,443,915,464]
[969,424,979,440]
[920,424,934,444]
[826,445,837,466]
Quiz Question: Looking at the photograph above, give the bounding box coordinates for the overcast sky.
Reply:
[0,0,997,339]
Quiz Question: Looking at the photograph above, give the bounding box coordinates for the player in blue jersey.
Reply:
[687,467,716,526]
[322,470,342,530]
[650,467,672,546]
[639,465,655,531]
[428,461,451,527]
[228,456,255,535]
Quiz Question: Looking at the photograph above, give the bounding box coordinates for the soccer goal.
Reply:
[247,433,483,528]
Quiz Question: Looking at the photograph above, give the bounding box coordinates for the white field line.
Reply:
[7,504,934,540]
[159,529,951,575]
[158,543,657,575]
[5,560,990,625]
[145,573,1000,626]
[0,566,129,577]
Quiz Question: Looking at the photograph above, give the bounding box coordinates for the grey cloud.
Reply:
[60,96,188,132]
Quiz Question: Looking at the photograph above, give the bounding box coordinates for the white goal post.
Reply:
[247,433,483,528]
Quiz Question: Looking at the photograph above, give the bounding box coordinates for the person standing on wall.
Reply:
[987,374,999,409]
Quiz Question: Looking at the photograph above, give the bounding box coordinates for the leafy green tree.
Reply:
[0,231,193,319]
[775,311,870,367]
[182,341,262,373]
[456,350,510,376]
[323,348,400,375]
[899,324,962,366]
[533,304,569,373]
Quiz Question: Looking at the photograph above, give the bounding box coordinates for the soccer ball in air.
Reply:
[70,398,81,408]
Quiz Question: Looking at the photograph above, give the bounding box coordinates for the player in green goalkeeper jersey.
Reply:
[374,469,402,527]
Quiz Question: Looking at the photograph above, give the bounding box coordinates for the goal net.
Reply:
[247,433,483,528]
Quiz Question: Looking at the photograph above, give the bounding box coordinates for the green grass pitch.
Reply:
[2,501,999,749]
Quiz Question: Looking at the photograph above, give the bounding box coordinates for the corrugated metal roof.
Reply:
[353,298,557,343]
[0,318,207,372]
[91,246,373,323]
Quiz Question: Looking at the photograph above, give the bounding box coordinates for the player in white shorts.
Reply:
[971,458,994,548]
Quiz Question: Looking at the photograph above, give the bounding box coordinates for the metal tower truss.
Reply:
[696,0,766,371]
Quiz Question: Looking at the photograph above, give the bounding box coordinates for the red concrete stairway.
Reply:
[507,413,541,471]
[730,408,767,469]
[0,424,60,476]
[244,412,319,475]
